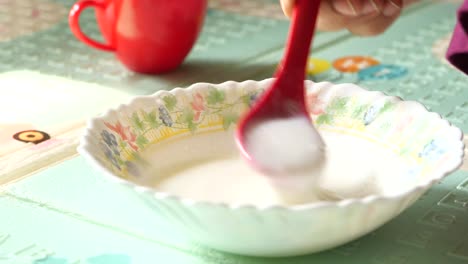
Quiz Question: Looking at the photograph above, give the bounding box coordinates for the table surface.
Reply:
[1,0,468,263]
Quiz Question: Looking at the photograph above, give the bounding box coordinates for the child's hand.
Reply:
[280,0,403,36]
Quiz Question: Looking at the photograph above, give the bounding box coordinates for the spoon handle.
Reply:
[275,0,320,101]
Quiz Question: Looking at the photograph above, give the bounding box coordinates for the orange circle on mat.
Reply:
[333,56,380,73]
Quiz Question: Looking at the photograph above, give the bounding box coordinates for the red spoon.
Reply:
[236,0,324,175]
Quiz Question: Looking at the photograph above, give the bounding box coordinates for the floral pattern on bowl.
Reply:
[91,80,462,182]
[93,83,263,178]
[307,82,463,178]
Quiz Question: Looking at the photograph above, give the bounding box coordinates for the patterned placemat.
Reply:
[1,1,468,263]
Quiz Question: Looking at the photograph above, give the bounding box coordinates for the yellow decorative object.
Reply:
[306,58,331,75]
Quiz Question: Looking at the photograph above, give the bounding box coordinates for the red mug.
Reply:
[69,0,207,74]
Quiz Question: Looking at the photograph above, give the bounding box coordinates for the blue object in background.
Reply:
[358,64,408,81]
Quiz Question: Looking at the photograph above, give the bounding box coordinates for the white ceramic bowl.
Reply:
[79,79,464,257]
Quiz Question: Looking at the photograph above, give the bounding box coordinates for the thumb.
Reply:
[280,0,295,17]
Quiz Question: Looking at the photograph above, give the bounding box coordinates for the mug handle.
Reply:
[69,0,115,51]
